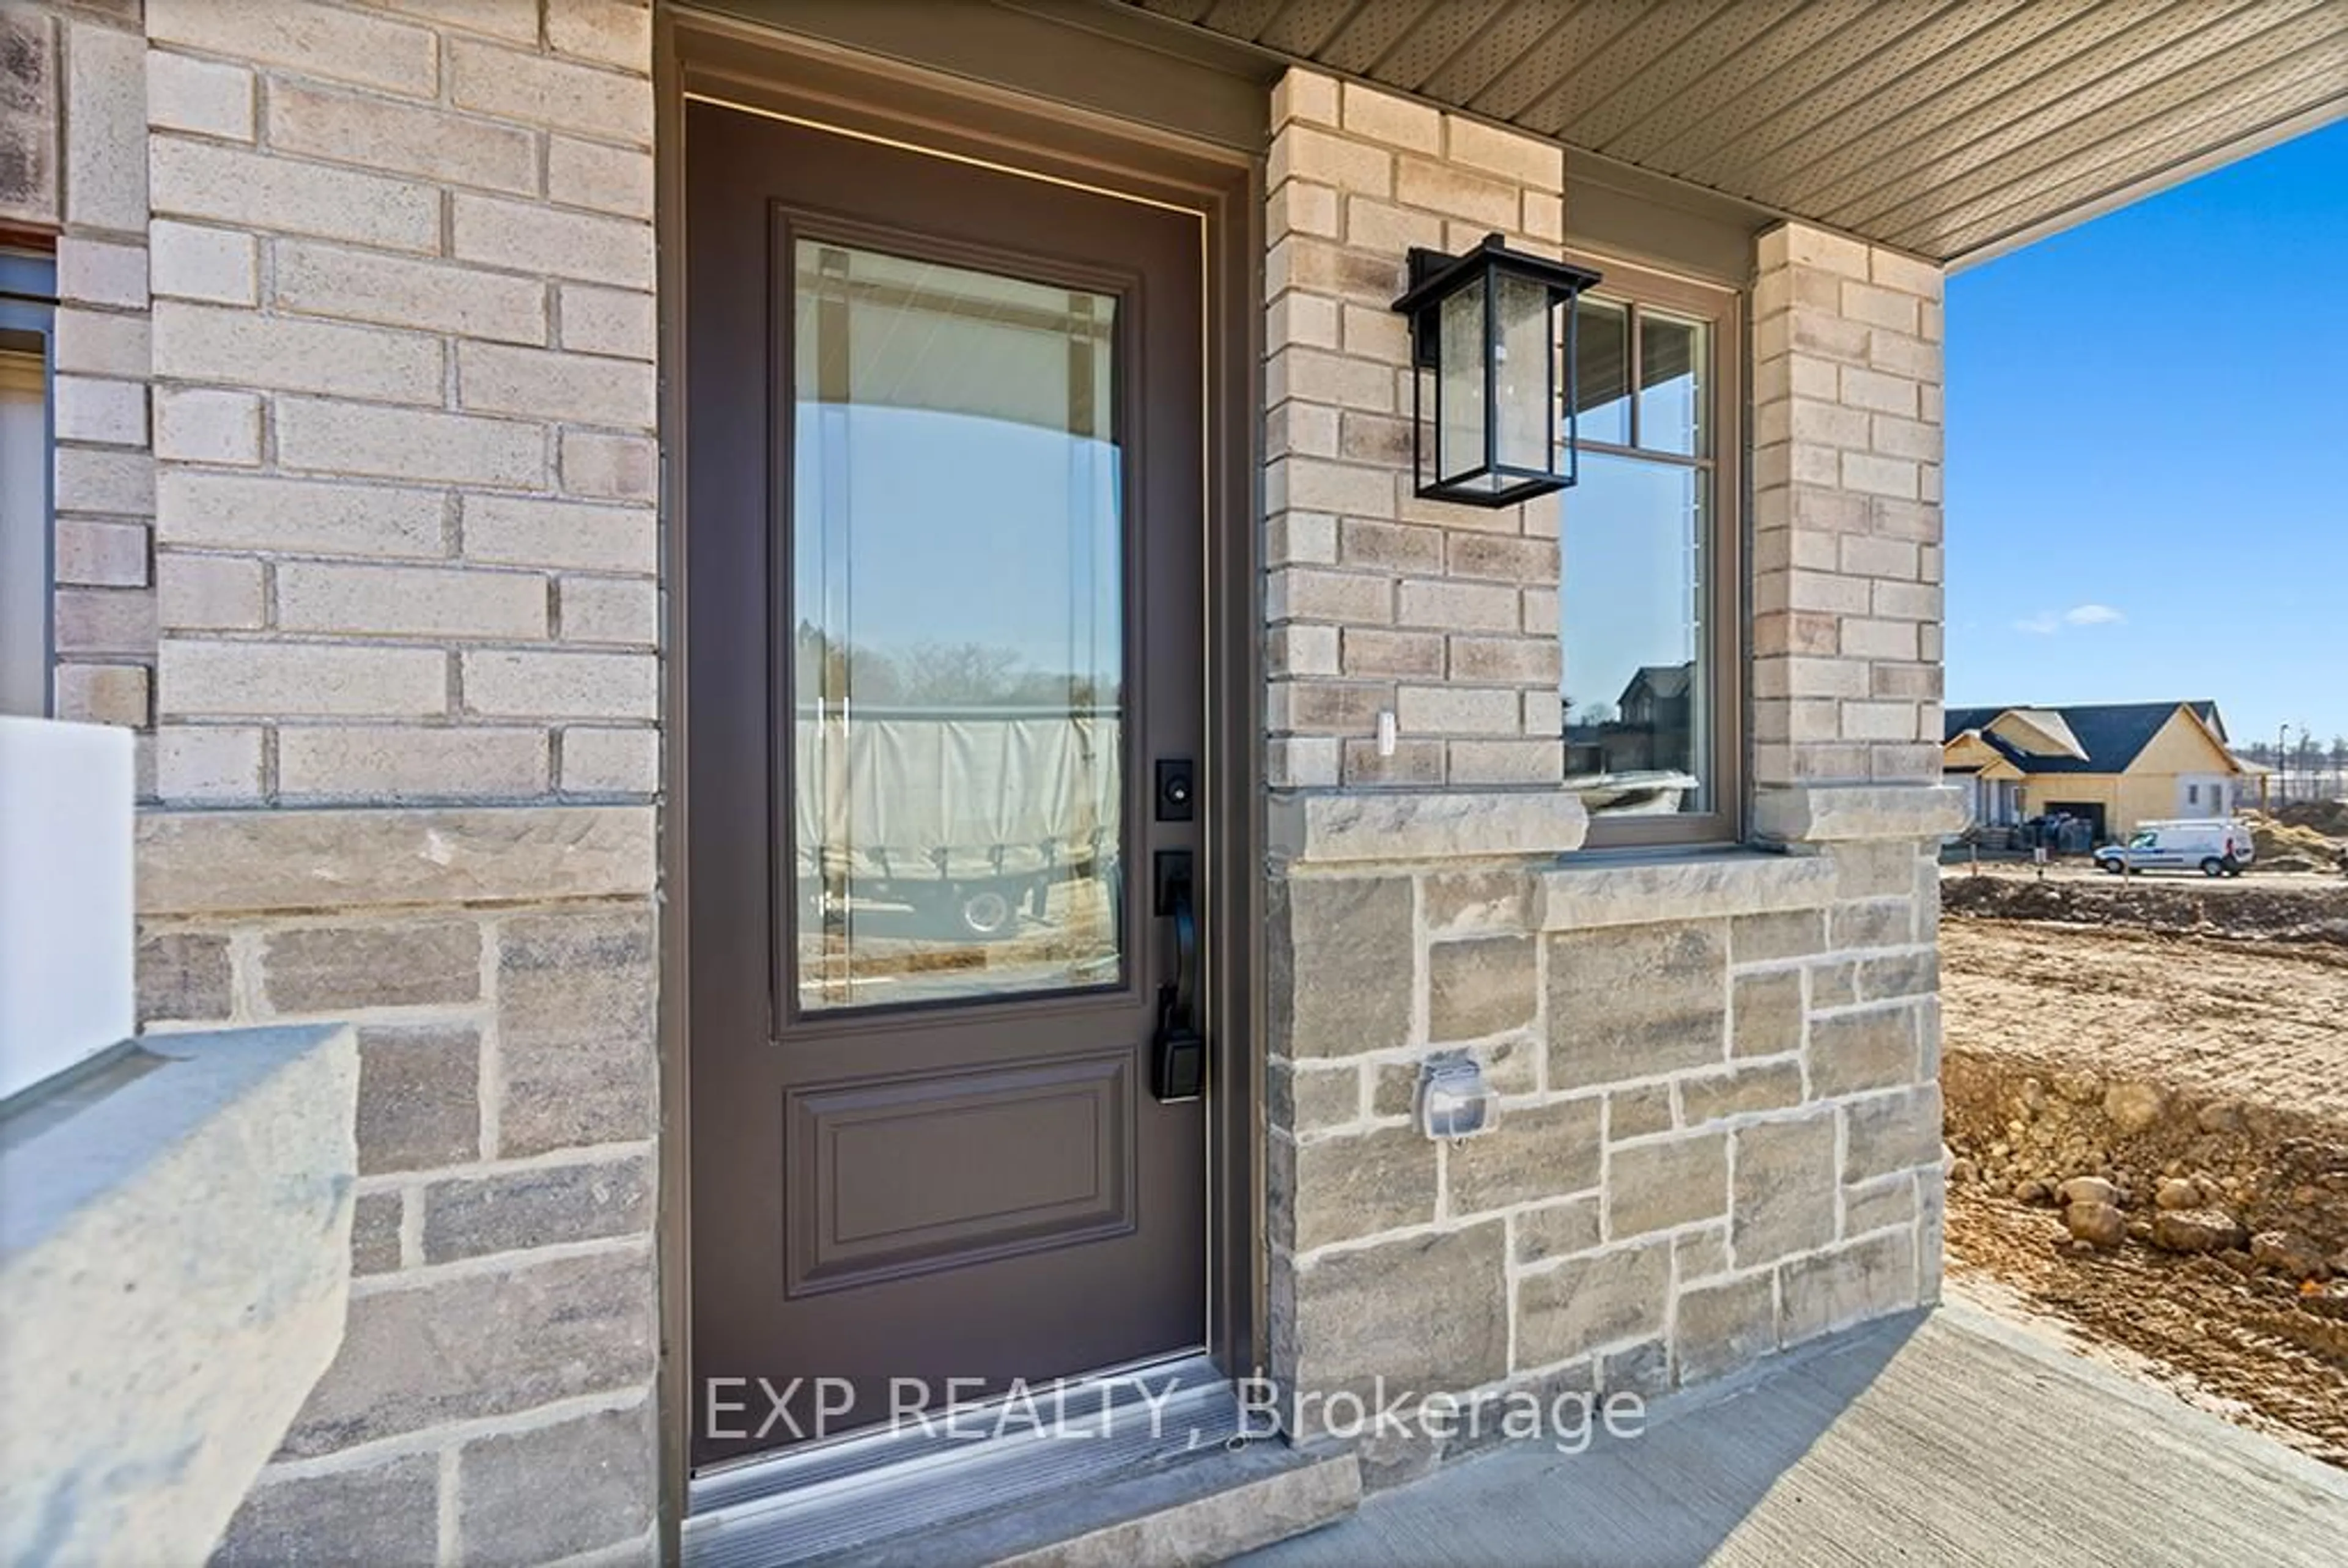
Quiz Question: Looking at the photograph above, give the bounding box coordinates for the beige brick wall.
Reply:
[54,3,668,1561]
[7,2,162,754]
[1751,223,1947,787]
[145,0,659,806]
[1264,72,1568,790]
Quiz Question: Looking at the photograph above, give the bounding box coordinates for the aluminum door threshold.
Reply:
[684,1354,1241,1567]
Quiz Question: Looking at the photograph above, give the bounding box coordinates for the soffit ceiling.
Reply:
[1120,0,2348,263]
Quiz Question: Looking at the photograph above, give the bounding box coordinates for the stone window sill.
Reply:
[1534,845,1835,930]
[0,1023,357,1563]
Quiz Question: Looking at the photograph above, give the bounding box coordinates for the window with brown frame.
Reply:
[1559,258,1742,847]
[1,249,57,720]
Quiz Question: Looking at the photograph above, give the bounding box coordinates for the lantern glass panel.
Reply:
[1493,271,1552,473]
[1436,279,1486,485]
[1574,297,1631,446]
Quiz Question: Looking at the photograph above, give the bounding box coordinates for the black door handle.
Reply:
[1151,851,1204,1102]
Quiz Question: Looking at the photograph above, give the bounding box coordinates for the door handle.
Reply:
[1151,850,1204,1102]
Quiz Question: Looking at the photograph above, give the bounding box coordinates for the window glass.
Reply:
[791,241,1124,1012]
[1637,311,1706,457]
[1571,296,1630,447]
[1560,453,1708,817]
[1,306,52,720]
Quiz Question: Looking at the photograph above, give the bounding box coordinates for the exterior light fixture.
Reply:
[1391,232,1603,508]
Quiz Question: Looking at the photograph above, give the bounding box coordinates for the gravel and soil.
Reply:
[1939,875,2348,1468]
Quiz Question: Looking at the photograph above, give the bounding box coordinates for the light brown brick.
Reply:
[547,136,654,219]
[276,399,544,489]
[559,431,656,501]
[54,375,146,446]
[449,40,652,144]
[1270,124,1391,197]
[55,587,157,655]
[1395,156,1517,228]
[58,237,148,310]
[1444,116,1561,191]
[380,0,539,43]
[556,285,655,361]
[54,520,149,587]
[63,20,144,233]
[558,576,657,646]
[278,726,548,801]
[452,193,654,289]
[54,663,149,726]
[146,49,254,141]
[559,726,657,794]
[1339,83,1439,152]
[462,496,654,574]
[546,1,652,72]
[158,552,265,630]
[267,79,536,194]
[54,308,149,378]
[152,388,262,466]
[151,302,443,404]
[276,562,548,639]
[1269,567,1390,625]
[155,725,265,801]
[1397,685,1517,734]
[150,220,258,305]
[161,639,447,718]
[159,473,447,558]
[274,241,547,345]
[149,0,439,97]
[150,137,438,252]
[461,649,656,719]
[1397,579,1515,632]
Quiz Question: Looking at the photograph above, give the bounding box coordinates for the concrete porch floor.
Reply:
[1243,1300,2348,1566]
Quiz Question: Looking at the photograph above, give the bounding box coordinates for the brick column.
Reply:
[1750,221,1946,789]
[1264,70,1567,790]
[2,5,161,764]
[122,4,663,1561]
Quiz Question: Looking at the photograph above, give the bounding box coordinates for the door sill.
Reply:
[684,1353,1238,1566]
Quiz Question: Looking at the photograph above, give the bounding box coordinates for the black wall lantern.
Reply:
[1391,233,1603,508]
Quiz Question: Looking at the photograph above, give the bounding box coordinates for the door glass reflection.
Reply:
[792,242,1123,1010]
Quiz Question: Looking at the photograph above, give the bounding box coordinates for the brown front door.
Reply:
[685,101,1209,1469]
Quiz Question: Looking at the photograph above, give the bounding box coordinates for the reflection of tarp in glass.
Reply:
[796,705,1120,902]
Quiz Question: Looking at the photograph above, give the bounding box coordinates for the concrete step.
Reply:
[836,1445,1361,1567]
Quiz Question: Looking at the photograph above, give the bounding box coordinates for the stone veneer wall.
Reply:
[1261,68,1961,1488]
[44,2,665,1562]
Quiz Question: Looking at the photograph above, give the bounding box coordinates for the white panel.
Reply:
[0,717,135,1100]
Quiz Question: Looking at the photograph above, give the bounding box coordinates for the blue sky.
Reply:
[1944,118,2348,749]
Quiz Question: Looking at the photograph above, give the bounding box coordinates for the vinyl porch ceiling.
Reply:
[1123,0,2348,263]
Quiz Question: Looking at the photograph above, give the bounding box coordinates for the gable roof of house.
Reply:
[1943,702,2226,776]
[1622,663,1691,704]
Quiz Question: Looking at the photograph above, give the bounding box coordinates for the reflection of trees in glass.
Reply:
[796,622,1117,709]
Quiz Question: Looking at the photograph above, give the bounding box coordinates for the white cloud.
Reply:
[2014,603,2125,635]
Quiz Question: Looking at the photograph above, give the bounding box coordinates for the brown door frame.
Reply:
[654,4,1265,1542]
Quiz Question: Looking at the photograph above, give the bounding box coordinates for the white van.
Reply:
[2093,818,2256,878]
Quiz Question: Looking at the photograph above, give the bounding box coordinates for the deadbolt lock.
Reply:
[1155,758,1195,822]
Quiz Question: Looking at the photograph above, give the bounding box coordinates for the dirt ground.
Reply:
[1940,919,2348,1123]
[1940,862,2348,947]
[1940,899,2348,1470]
